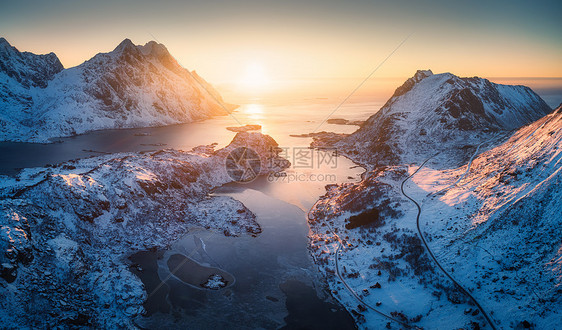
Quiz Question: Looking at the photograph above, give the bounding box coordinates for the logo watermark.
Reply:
[225,147,261,183]
[267,171,337,183]
[269,147,338,169]
[225,146,341,183]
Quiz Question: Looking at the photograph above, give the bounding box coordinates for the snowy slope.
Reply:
[306,73,560,329]
[0,132,287,328]
[308,166,488,329]
[411,104,562,329]
[0,38,64,141]
[0,38,235,142]
[338,70,552,167]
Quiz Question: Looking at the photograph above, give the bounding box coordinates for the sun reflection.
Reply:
[239,103,268,135]
[244,103,263,116]
[243,103,264,122]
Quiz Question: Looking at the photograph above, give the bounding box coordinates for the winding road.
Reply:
[311,141,500,328]
[308,208,420,329]
[334,243,421,329]
[400,157,498,330]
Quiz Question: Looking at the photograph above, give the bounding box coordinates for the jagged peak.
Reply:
[391,69,434,98]
[112,38,136,53]
[0,37,15,52]
[138,40,170,58]
[0,38,61,65]
[413,69,433,82]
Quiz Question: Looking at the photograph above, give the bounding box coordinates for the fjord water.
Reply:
[0,100,374,176]
[119,100,369,328]
[1,77,560,175]
[2,77,561,328]
[0,92,374,327]
[132,186,360,329]
[0,76,409,175]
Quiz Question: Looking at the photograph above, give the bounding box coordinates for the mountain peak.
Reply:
[0,37,14,52]
[113,38,136,53]
[0,37,63,88]
[0,37,233,142]
[413,69,433,81]
[340,70,552,166]
[392,69,434,98]
[139,40,170,57]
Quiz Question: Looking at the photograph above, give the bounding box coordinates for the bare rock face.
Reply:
[0,211,33,282]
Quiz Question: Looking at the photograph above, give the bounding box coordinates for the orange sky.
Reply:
[1,0,561,85]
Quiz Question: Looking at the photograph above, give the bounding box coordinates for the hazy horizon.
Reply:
[3,35,561,107]
[1,0,561,87]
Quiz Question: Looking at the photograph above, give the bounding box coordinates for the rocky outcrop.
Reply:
[0,211,33,282]
[0,132,288,328]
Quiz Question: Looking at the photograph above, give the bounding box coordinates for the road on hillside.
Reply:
[400,156,497,330]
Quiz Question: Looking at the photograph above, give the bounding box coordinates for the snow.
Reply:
[0,132,289,328]
[202,274,228,290]
[411,108,562,328]
[0,38,235,143]
[307,72,560,329]
[309,165,480,329]
[338,70,553,168]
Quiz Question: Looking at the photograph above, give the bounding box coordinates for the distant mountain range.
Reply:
[0,38,235,142]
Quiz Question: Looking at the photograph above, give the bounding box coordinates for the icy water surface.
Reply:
[131,180,361,329]
[127,138,365,328]
[0,98,370,328]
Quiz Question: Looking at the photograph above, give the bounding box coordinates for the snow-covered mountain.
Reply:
[0,38,235,142]
[0,37,63,88]
[306,73,560,329]
[336,70,552,167]
[409,103,562,329]
[0,38,65,141]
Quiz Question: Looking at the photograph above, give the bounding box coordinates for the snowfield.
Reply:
[413,106,562,329]
[307,71,560,329]
[0,132,288,328]
[0,37,235,142]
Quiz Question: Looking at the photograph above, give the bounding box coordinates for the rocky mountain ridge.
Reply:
[336,70,552,167]
[0,38,235,142]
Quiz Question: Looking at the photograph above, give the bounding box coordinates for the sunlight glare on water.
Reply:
[241,103,264,121]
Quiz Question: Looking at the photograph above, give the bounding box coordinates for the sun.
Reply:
[240,62,269,89]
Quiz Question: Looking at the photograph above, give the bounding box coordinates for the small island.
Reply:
[326,118,365,126]
[226,124,262,132]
